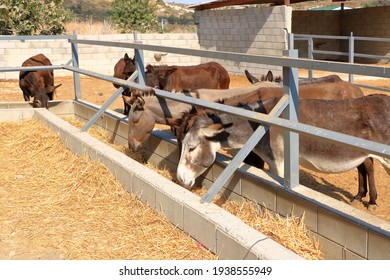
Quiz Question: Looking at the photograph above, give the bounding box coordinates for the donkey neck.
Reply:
[202,113,255,149]
[145,95,193,123]
[195,83,270,101]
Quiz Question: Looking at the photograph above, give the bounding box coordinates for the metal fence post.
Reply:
[71,31,81,100]
[349,32,355,83]
[308,37,313,80]
[283,33,300,189]
[133,32,145,86]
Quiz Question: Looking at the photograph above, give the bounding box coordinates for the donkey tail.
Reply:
[377,156,390,176]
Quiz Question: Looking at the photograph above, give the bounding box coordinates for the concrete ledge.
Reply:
[3,100,389,259]
[65,100,390,260]
[27,107,301,260]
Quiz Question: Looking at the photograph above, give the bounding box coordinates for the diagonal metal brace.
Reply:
[81,71,139,132]
[201,95,290,203]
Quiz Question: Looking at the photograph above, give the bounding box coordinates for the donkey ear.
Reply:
[265,70,274,82]
[244,70,259,84]
[134,95,145,109]
[122,95,133,106]
[166,117,181,128]
[44,83,62,94]
[275,75,283,84]
[200,123,232,138]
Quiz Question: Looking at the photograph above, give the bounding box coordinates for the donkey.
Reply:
[144,62,230,92]
[113,53,230,114]
[113,53,137,116]
[126,71,364,152]
[167,94,390,210]
[246,70,343,86]
[244,70,376,209]
[245,70,363,99]
[19,53,62,108]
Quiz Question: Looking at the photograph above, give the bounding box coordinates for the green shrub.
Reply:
[111,0,159,33]
[0,0,71,35]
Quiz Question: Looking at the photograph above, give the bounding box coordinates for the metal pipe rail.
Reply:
[1,35,389,205]
[294,33,390,86]
[58,65,390,160]
[70,38,390,78]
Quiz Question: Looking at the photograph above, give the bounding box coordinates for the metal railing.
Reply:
[0,34,389,206]
[294,33,390,92]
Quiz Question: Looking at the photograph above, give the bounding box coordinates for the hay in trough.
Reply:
[65,118,323,260]
[0,119,216,260]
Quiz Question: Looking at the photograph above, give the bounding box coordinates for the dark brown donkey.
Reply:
[244,70,376,210]
[113,53,137,116]
[113,53,230,115]
[168,94,390,210]
[144,62,230,92]
[19,53,61,108]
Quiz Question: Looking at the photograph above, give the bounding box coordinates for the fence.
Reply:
[294,33,390,92]
[1,33,389,199]
[1,34,390,258]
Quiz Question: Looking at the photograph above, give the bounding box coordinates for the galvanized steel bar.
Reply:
[201,95,290,203]
[71,32,81,100]
[134,35,146,86]
[0,35,74,41]
[152,88,390,158]
[69,38,390,78]
[62,65,150,92]
[0,65,62,72]
[282,45,300,189]
[349,32,355,83]
[80,70,139,132]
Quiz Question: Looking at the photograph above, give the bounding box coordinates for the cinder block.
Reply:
[318,208,367,257]
[155,188,184,230]
[183,204,217,252]
[368,231,390,259]
[312,232,343,260]
[131,174,157,207]
[241,174,276,211]
[0,108,34,121]
[276,187,318,231]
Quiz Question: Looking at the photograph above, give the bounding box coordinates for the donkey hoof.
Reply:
[351,198,362,206]
[367,204,377,212]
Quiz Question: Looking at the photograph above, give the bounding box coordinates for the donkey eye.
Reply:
[189,146,196,153]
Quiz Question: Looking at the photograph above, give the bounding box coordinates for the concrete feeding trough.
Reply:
[0,100,302,260]
[1,99,389,260]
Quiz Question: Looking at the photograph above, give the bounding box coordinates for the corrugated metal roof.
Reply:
[190,0,311,11]
[189,0,349,11]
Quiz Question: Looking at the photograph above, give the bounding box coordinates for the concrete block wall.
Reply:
[292,11,341,60]
[292,6,390,63]
[0,33,201,80]
[195,6,292,77]
[144,128,390,260]
[340,6,390,63]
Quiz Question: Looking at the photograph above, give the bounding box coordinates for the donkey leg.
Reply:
[354,162,368,202]
[354,158,377,211]
[243,152,265,169]
[122,89,131,116]
[365,158,377,211]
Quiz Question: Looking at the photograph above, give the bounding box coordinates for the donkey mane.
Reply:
[145,64,174,71]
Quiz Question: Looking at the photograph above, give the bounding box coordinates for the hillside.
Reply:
[64,0,193,21]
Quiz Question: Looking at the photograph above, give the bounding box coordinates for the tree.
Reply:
[0,0,71,35]
[111,0,158,33]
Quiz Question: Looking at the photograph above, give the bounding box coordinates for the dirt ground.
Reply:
[0,72,389,222]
